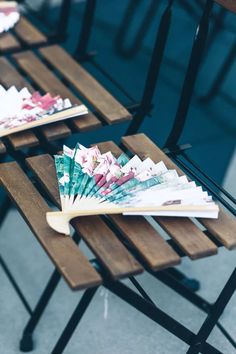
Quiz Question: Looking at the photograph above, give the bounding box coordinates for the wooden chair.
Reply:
[0,133,235,354]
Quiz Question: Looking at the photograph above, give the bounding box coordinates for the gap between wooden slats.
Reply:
[122,133,236,250]
[12,50,102,132]
[0,162,102,290]
[39,45,132,124]
[26,154,143,279]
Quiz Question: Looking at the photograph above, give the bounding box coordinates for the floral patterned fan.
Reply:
[0,2,20,34]
[0,86,88,137]
[46,142,219,234]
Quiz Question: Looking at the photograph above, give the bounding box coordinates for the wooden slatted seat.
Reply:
[0,45,131,152]
[22,135,235,279]
[0,132,235,286]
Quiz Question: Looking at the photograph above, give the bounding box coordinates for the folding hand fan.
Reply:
[0,1,20,34]
[46,142,219,235]
[0,86,88,137]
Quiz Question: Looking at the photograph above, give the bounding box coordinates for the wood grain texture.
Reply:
[0,32,20,52]
[110,215,181,270]
[13,50,101,132]
[122,134,220,259]
[7,131,39,150]
[200,211,236,250]
[26,154,143,279]
[214,0,236,13]
[0,57,39,149]
[40,45,132,124]
[14,16,47,45]
[0,162,102,290]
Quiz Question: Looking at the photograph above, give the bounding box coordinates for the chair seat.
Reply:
[0,45,131,153]
[0,15,47,53]
[0,133,235,290]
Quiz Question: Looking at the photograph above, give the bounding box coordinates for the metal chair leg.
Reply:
[51,287,99,354]
[186,268,236,354]
[20,269,61,352]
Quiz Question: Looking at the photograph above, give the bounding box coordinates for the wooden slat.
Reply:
[26,154,143,279]
[0,57,39,149]
[95,141,181,269]
[122,134,220,259]
[200,211,236,250]
[13,50,101,132]
[8,131,39,150]
[0,162,102,290]
[40,45,132,124]
[110,215,181,270]
[14,17,47,45]
[0,57,33,91]
[122,134,236,250]
[0,32,20,52]
[214,0,236,13]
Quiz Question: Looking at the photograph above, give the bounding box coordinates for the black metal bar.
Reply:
[124,0,174,136]
[19,270,61,352]
[56,0,72,40]
[187,267,236,354]
[152,268,236,349]
[0,195,11,226]
[19,232,81,352]
[90,59,137,104]
[129,276,156,305]
[171,154,236,216]
[0,254,32,316]
[181,151,236,205]
[201,41,236,102]
[216,322,236,349]
[51,287,99,354]
[115,0,160,58]
[104,279,222,354]
[75,0,97,60]
[153,269,211,312]
[164,0,214,148]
